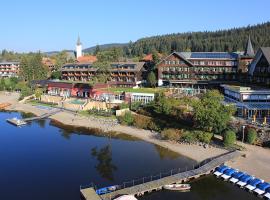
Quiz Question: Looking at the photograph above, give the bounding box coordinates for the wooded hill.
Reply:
[130,22,270,56]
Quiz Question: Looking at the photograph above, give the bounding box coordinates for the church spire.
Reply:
[76,35,82,59]
[77,35,82,46]
[244,35,255,57]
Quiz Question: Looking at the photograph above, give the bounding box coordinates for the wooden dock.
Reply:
[80,151,241,200]
[6,109,61,126]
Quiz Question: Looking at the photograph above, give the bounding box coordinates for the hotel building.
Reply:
[0,62,20,78]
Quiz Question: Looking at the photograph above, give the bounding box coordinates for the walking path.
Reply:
[81,151,241,200]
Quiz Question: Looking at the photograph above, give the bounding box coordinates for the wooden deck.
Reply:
[80,151,241,200]
[6,109,61,126]
[23,109,60,122]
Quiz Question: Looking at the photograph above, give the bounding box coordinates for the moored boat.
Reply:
[114,195,138,200]
[96,185,120,195]
[214,165,229,177]
[163,183,191,191]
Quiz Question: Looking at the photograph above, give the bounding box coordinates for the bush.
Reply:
[133,114,150,129]
[118,111,134,126]
[131,114,161,132]
[182,131,198,143]
[223,130,236,147]
[246,128,257,144]
[119,103,129,110]
[131,102,142,111]
[196,131,213,144]
[160,128,181,141]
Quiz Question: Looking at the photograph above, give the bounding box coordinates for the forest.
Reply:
[129,22,270,56]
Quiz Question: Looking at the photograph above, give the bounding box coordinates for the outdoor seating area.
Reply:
[214,165,270,199]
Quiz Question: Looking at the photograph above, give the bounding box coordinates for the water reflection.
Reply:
[154,145,180,160]
[59,129,72,140]
[91,145,118,181]
[36,119,46,128]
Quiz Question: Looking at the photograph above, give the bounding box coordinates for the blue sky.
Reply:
[1,0,270,52]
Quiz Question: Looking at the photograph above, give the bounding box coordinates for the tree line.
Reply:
[129,22,270,56]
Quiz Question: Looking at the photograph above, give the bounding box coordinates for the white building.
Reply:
[130,92,155,104]
[222,84,270,120]
[0,62,20,78]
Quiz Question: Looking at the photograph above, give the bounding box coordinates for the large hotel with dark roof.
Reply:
[157,37,255,87]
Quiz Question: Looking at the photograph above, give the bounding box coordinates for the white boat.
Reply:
[163,184,191,191]
[245,184,256,191]
[214,171,223,177]
[264,192,270,199]
[114,195,138,200]
[254,188,265,195]
[237,181,248,187]
[221,174,231,180]
[229,177,239,184]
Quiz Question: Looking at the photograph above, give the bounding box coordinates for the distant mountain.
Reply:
[43,50,74,57]
[44,43,128,56]
[83,43,128,53]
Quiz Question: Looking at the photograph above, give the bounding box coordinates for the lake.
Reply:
[0,111,259,200]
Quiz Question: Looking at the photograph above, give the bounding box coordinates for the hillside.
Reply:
[130,22,270,56]
[83,43,127,54]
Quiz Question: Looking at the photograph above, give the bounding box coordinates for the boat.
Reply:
[254,182,270,195]
[264,189,270,199]
[114,195,138,200]
[214,165,229,177]
[163,184,191,191]
[221,168,237,180]
[229,171,245,184]
[96,185,120,195]
[245,178,264,191]
[236,175,253,187]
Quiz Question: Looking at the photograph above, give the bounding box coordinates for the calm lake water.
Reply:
[0,111,258,200]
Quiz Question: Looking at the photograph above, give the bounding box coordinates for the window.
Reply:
[200,61,205,65]
[193,61,199,65]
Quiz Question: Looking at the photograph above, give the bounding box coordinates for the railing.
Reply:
[82,151,236,194]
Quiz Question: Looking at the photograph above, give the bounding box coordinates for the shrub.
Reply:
[246,128,257,144]
[223,130,236,147]
[147,120,160,132]
[196,131,213,144]
[160,128,181,141]
[119,103,129,110]
[133,114,150,129]
[118,111,134,126]
[131,102,142,111]
[182,131,198,143]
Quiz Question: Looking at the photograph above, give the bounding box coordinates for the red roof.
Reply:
[77,55,97,63]
[142,53,162,61]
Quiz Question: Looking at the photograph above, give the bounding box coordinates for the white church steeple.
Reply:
[76,35,82,59]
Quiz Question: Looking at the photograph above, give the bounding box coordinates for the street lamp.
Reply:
[242,125,246,143]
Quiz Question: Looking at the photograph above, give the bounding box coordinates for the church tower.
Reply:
[244,35,255,57]
[76,36,82,59]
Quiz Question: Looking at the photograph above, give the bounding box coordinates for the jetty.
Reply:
[6,109,61,126]
[80,150,241,200]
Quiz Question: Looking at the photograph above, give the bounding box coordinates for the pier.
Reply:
[80,150,241,200]
[6,109,61,126]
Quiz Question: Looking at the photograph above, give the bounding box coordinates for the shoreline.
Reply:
[0,92,227,162]
[1,92,270,181]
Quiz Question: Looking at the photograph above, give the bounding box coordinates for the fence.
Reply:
[80,151,234,192]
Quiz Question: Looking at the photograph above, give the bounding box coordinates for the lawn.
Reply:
[103,87,166,94]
